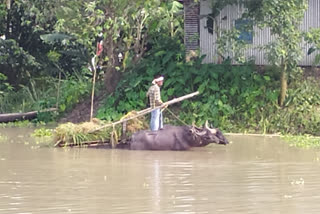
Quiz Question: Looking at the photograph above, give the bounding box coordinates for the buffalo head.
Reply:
[189,121,229,146]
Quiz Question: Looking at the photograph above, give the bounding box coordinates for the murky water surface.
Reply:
[1,128,320,214]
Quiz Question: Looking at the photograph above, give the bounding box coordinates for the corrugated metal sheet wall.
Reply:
[184,0,200,51]
[200,0,320,65]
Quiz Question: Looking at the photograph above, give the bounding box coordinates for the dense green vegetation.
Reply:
[0,0,92,117]
[1,0,320,148]
[97,37,320,135]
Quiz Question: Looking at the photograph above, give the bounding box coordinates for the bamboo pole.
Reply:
[90,56,97,122]
[89,91,199,133]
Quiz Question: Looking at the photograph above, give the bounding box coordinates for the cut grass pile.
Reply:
[54,111,148,147]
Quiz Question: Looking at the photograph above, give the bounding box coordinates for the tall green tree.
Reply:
[208,0,309,107]
[256,0,308,106]
[54,0,183,92]
[0,0,60,86]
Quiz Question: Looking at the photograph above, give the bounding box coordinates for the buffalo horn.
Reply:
[205,120,217,134]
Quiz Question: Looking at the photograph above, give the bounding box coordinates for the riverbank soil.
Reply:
[59,70,123,124]
[59,94,106,124]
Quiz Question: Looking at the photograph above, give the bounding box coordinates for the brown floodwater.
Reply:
[1,127,320,214]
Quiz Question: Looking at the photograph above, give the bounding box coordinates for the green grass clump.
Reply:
[282,134,320,148]
[32,128,54,137]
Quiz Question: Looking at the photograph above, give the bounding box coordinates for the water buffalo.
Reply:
[126,121,228,150]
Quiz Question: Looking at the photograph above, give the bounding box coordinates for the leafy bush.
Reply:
[0,73,13,99]
[0,39,40,87]
[268,77,320,135]
[57,77,92,112]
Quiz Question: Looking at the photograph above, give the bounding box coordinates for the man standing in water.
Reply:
[147,75,165,131]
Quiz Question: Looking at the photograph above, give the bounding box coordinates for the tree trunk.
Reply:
[0,108,57,123]
[103,32,121,94]
[104,67,121,94]
[279,63,288,107]
[5,0,12,39]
